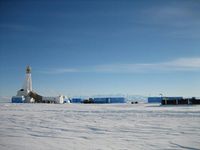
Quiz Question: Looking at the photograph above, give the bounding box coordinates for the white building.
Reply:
[42,95,64,104]
[16,66,35,103]
[12,66,66,104]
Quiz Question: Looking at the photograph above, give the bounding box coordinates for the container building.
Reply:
[148,97,183,103]
[93,97,126,104]
[161,97,200,105]
[71,98,83,103]
[11,96,25,103]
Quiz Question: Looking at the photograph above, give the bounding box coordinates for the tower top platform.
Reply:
[26,66,31,74]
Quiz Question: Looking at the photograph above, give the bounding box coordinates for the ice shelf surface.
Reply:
[0,103,200,150]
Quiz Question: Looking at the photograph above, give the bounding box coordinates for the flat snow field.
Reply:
[0,103,200,150]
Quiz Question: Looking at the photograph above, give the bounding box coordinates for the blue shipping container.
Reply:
[12,96,25,103]
[148,97,162,103]
[148,97,183,103]
[93,97,126,103]
[110,97,126,103]
[93,98,109,103]
[71,98,83,103]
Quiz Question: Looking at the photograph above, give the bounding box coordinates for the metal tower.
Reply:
[22,66,32,92]
[16,66,34,102]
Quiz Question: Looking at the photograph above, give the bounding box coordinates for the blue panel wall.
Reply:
[148,97,183,103]
[93,98,108,103]
[71,98,82,103]
[11,96,25,103]
[110,97,126,103]
[148,97,162,103]
[93,97,126,103]
[70,97,126,104]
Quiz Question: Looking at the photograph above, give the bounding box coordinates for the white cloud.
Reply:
[52,68,79,74]
[165,57,200,68]
[42,57,200,74]
[40,68,79,74]
[94,57,200,73]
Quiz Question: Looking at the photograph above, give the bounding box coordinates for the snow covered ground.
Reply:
[0,103,200,150]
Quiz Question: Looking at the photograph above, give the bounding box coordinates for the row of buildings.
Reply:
[12,66,199,105]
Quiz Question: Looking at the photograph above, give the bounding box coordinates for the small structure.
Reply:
[131,101,138,104]
[11,96,25,103]
[71,98,83,103]
[161,97,200,105]
[92,97,126,104]
[64,97,71,103]
[69,97,126,104]
[42,96,64,104]
[93,98,109,103]
[148,97,162,103]
[148,97,183,104]
[83,98,94,104]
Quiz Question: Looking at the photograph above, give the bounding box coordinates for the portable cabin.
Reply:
[177,97,200,105]
[11,96,25,103]
[109,97,126,103]
[161,97,184,105]
[71,98,83,103]
[148,97,162,103]
[148,97,183,104]
[42,96,64,104]
[93,97,126,104]
[189,97,200,104]
[93,98,109,103]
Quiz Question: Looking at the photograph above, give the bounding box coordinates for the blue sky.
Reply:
[0,0,200,100]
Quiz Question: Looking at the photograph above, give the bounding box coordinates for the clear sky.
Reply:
[0,0,200,100]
